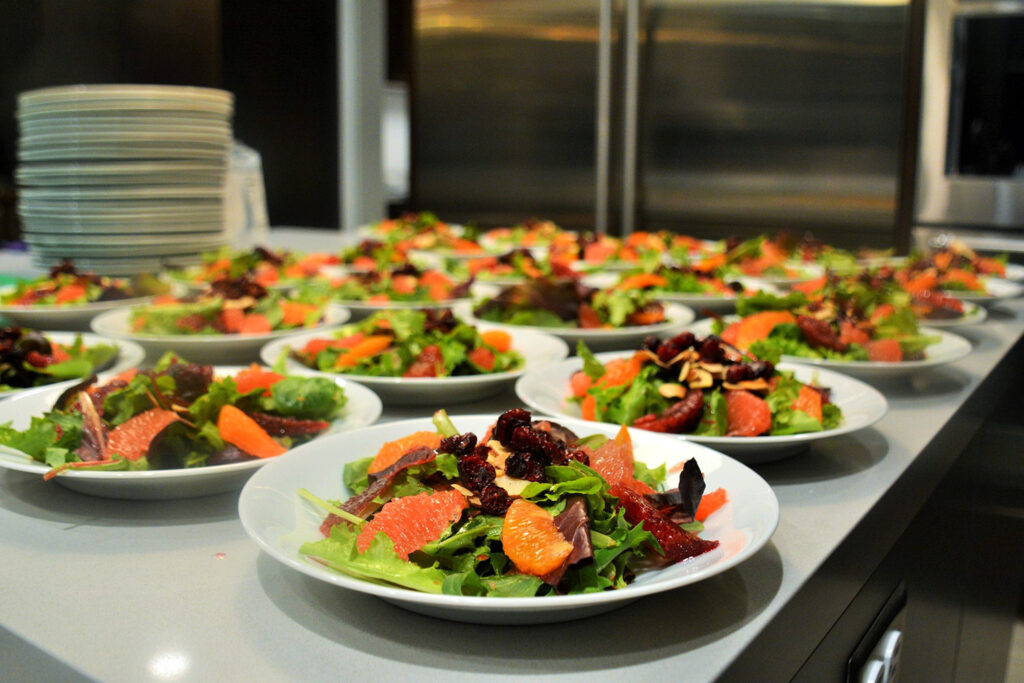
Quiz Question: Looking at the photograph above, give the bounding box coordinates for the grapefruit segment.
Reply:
[104,409,180,461]
[356,488,467,559]
[368,431,441,473]
[725,390,772,436]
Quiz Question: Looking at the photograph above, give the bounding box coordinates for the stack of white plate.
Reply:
[15,84,234,275]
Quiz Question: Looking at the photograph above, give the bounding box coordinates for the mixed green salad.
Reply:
[299,409,724,596]
[473,279,667,329]
[0,353,347,477]
[0,328,119,391]
[286,308,524,377]
[571,337,841,437]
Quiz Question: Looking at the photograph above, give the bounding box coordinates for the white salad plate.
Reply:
[1001,263,1024,282]
[918,301,987,328]
[0,290,156,332]
[459,301,696,353]
[0,365,381,500]
[90,304,351,365]
[238,414,779,625]
[0,332,145,399]
[950,277,1024,305]
[259,324,570,406]
[687,318,972,379]
[515,355,888,463]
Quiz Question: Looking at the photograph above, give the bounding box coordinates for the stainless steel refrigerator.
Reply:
[410,0,914,249]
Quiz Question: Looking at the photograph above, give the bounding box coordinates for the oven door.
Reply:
[915,1,1024,232]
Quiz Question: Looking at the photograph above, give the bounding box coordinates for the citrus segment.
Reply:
[501,499,574,577]
[217,405,286,458]
[792,385,823,422]
[356,488,467,560]
[368,431,441,473]
[104,409,180,461]
[866,338,903,362]
[725,390,772,436]
[589,425,654,495]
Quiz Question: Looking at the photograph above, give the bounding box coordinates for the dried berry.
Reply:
[565,449,590,466]
[440,432,477,458]
[668,331,696,350]
[725,364,751,383]
[698,336,725,362]
[457,455,495,493]
[640,336,661,352]
[505,452,548,482]
[478,484,512,515]
[509,425,565,464]
[494,408,531,445]
[748,360,774,379]
[657,341,682,364]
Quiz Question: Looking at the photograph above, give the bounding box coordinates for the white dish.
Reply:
[238,414,779,624]
[332,296,473,320]
[0,332,145,399]
[918,300,987,328]
[0,291,155,332]
[259,324,570,406]
[515,355,888,463]
[90,304,351,365]
[951,277,1024,305]
[27,237,226,257]
[687,318,972,379]
[19,186,223,201]
[22,221,223,235]
[0,366,381,500]
[460,301,696,352]
[1001,263,1024,282]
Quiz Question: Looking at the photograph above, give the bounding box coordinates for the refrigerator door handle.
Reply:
[596,0,614,235]
[621,0,641,236]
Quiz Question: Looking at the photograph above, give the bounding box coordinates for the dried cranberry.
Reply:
[493,408,532,445]
[657,341,682,364]
[478,484,512,515]
[509,425,565,464]
[505,452,547,482]
[440,432,477,458]
[457,455,495,493]
[640,336,661,352]
[725,364,751,383]
[748,360,775,379]
[698,336,725,362]
[668,331,696,350]
[565,449,590,466]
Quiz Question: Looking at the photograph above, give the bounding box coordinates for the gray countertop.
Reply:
[1,296,1022,682]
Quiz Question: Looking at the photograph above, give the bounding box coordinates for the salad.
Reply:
[896,241,1006,295]
[688,235,820,281]
[298,408,724,596]
[299,264,472,305]
[0,327,119,391]
[715,290,940,362]
[570,336,841,436]
[0,354,347,478]
[286,308,524,377]
[169,246,338,289]
[130,276,327,336]
[613,267,745,298]
[337,239,410,272]
[2,260,163,306]
[794,269,971,323]
[456,248,578,283]
[481,219,564,249]
[473,278,666,329]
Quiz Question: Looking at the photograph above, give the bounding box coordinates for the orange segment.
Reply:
[501,499,574,577]
[239,313,272,335]
[792,385,823,422]
[280,301,320,326]
[724,390,772,437]
[695,488,728,522]
[334,335,393,368]
[729,311,797,351]
[356,488,467,560]
[217,405,286,458]
[234,364,285,396]
[368,431,442,473]
[589,425,654,495]
[615,273,667,291]
[480,329,513,353]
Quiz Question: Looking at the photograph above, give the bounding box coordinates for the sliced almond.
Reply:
[699,362,725,377]
[658,383,687,399]
[722,377,771,392]
[667,350,692,366]
[688,367,714,389]
[677,360,692,383]
[222,296,255,310]
[493,474,532,498]
[640,349,663,367]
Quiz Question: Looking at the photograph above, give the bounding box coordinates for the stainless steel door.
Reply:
[637,0,911,247]
[412,0,610,230]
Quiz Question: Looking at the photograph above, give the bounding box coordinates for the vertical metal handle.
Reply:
[621,0,641,236]
[595,0,613,235]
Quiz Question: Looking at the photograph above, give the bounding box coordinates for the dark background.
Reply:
[0,0,341,241]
